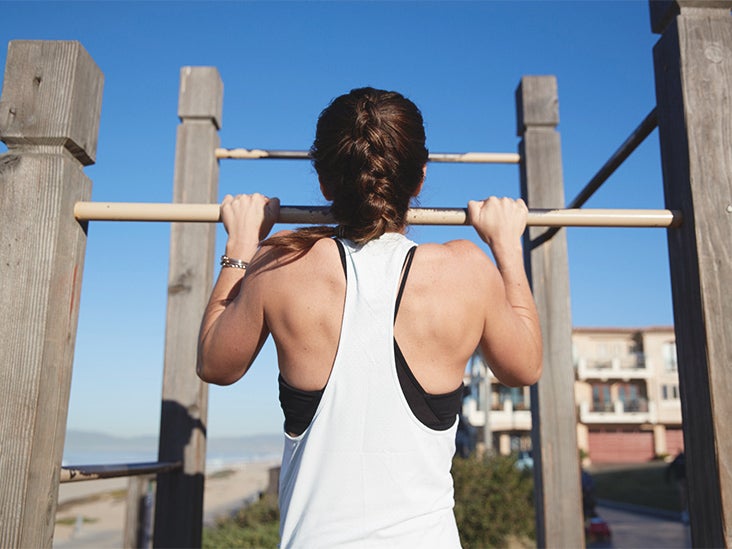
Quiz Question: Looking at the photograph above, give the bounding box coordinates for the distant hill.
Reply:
[63,430,283,464]
[65,430,158,453]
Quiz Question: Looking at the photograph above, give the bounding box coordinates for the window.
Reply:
[662,384,680,400]
[591,383,612,412]
[617,382,648,412]
[663,341,678,372]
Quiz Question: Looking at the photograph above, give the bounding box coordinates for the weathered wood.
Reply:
[0,40,103,166]
[0,41,103,548]
[516,76,584,548]
[152,67,222,548]
[178,66,223,130]
[652,4,732,546]
[649,0,732,34]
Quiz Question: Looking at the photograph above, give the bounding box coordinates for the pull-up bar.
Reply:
[74,201,682,228]
[215,148,521,164]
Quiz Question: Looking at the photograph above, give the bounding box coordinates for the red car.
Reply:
[586,514,612,543]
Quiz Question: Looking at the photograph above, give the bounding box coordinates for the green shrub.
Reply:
[204,456,536,548]
[203,493,280,549]
[452,454,535,548]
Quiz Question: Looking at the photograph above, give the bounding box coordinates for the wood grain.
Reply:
[653,5,732,546]
[516,75,584,548]
[152,67,222,548]
[0,41,102,548]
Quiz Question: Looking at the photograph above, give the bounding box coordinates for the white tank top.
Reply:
[278,232,461,548]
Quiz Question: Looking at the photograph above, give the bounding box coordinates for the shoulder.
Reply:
[416,239,494,270]
[413,239,501,291]
[249,233,339,277]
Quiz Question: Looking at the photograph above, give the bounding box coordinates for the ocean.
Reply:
[62,430,283,472]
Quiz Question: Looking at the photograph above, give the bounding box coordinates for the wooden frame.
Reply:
[3,4,732,543]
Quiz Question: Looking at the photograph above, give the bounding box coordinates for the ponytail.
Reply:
[263,87,428,253]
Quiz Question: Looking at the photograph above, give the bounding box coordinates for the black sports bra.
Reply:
[278,239,463,436]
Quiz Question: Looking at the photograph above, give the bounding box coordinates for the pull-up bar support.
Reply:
[530,108,659,249]
[74,201,682,228]
[568,108,658,210]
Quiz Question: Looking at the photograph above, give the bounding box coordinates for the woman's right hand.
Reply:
[467,196,528,251]
[467,196,542,387]
[221,193,280,260]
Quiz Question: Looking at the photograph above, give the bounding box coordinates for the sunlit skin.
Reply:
[197,189,542,399]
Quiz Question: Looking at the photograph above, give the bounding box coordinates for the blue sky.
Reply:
[1,1,673,439]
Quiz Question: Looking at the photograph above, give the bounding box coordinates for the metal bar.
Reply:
[60,461,182,483]
[215,147,521,164]
[74,201,683,228]
[567,108,658,209]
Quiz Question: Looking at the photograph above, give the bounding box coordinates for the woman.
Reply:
[197,87,542,548]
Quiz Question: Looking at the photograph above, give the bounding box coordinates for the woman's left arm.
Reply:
[197,194,279,385]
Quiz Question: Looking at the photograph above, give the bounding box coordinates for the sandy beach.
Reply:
[53,460,280,548]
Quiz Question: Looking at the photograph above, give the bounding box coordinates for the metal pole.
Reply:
[74,202,683,228]
[60,461,182,483]
[215,148,521,164]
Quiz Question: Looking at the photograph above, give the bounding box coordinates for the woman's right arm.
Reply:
[468,197,543,387]
[197,193,279,385]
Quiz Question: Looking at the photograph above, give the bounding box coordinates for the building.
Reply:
[463,326,683,464]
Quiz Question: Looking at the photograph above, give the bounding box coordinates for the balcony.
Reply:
[579,399,657,424]
[464,400,531,431]
[576,354,649,381]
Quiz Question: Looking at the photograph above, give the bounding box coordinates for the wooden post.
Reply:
[651,2,732,545]
[0,41,103,548]
[516,76,584,548]
[124,476,153,549]
[153,67,222,547]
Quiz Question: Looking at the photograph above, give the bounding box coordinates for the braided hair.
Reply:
[262,87,428,251]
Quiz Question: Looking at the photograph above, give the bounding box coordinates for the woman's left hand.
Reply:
[220,193,280,260]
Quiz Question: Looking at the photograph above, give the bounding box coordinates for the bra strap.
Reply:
[335,238,347,279]
[394,246,417,321]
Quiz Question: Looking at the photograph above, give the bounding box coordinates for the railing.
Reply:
[579,399,656,424]
[576,355,650,380]
[466,399,532,431]
[60,461,182,483]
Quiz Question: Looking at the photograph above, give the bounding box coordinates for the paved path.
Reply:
[588,505,691,549]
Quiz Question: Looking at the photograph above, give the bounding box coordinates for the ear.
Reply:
[413,164,427,197]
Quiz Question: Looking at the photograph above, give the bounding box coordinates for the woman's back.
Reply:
[249,234,490,397]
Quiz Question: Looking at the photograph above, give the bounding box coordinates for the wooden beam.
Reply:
[0,41,103,548]
[516,76,584,548]
[652,3,732,545]
[152,66,222,548]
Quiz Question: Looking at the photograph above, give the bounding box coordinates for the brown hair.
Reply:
[262,87,428,251]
